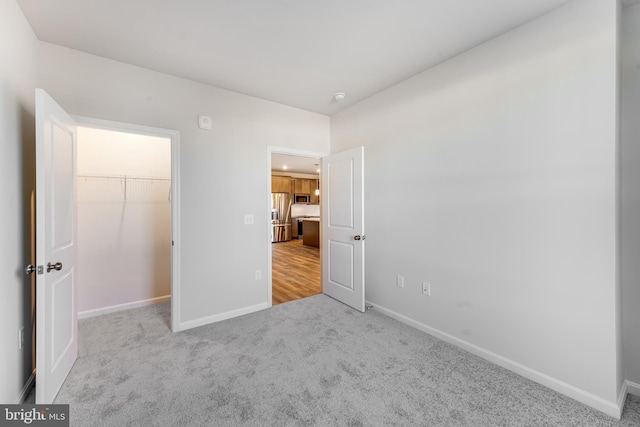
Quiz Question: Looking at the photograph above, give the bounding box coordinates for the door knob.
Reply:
[354,235,366,241]
[25,265,36,275]
[47,262,63,273]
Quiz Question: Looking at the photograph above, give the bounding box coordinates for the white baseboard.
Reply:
[617,380,640,418]
[177,302,269,332]
[366,300,622,419]
[617,381,628,419]
[17,372,35,403]
[78,295,171,319]
[627,380,640,397]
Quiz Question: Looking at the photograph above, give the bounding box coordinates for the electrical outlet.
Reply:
[396,275,404,289]
[255,269,262,280]
[244,214,254,225]
[422,282,431,296]
[18,327,24,350]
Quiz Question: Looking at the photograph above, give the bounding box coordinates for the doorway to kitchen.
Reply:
[268,148,325,306]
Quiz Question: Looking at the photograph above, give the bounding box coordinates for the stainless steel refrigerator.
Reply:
[271,192,292,242]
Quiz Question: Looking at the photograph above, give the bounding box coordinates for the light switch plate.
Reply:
[244,214,254,225]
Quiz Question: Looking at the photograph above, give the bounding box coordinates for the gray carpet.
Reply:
[37,295,640,426]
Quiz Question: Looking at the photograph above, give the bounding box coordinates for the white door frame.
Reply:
[73,116,182,331]
[266,146,328,307]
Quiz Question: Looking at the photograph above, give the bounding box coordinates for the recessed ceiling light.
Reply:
[282,165,288,170]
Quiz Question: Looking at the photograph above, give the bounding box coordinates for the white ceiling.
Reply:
[17,0,584,116]
[272,154,320,175]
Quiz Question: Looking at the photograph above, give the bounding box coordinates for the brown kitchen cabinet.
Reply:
[294,178,320,204]
[302,219,320,247]
[272,175,292,193]
[294,178,312,195]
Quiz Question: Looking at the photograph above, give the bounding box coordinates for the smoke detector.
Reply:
[333,92,346,102]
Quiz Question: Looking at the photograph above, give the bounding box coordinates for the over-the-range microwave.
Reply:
[294,194,310,203]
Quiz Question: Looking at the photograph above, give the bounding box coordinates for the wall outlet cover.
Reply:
[422,282,430,296]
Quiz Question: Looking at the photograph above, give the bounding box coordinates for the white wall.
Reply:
[332,0,620,414]
[0,0,37,403]
[77,127,171,316]
[37,43,331,327]
[621,1,640,388]
[78,127,171,178]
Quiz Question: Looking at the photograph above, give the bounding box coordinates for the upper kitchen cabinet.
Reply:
[272,175,292,193]
[294,178,320,204]
[272,176,318,203]
[294,178,311,195]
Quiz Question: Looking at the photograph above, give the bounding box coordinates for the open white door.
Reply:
[35,88,78,403]
[321,146,365,312]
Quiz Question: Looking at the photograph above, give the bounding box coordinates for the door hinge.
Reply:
[25,265,45,275]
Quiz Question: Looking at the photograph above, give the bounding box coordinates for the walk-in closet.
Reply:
[76,126,172,317]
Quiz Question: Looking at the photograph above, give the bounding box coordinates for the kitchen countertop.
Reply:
[301,218,320,222]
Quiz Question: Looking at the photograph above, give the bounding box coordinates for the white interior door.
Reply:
[321,146,365,312]
[35,88,78,403]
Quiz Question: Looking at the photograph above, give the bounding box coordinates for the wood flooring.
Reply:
[272,238,321,305]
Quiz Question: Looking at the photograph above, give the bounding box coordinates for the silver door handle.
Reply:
[25,265,36,275]
[354,235,366,241]
[47,262,63,273]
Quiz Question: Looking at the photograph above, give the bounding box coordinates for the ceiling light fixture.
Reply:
[333,92,346,102]
[282,165,288,170]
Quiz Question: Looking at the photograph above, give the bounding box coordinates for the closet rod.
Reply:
[77,175,171,201]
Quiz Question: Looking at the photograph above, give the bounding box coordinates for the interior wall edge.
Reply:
[620,0,640,389]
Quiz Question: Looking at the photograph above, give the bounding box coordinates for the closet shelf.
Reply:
[77,175,171,201]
